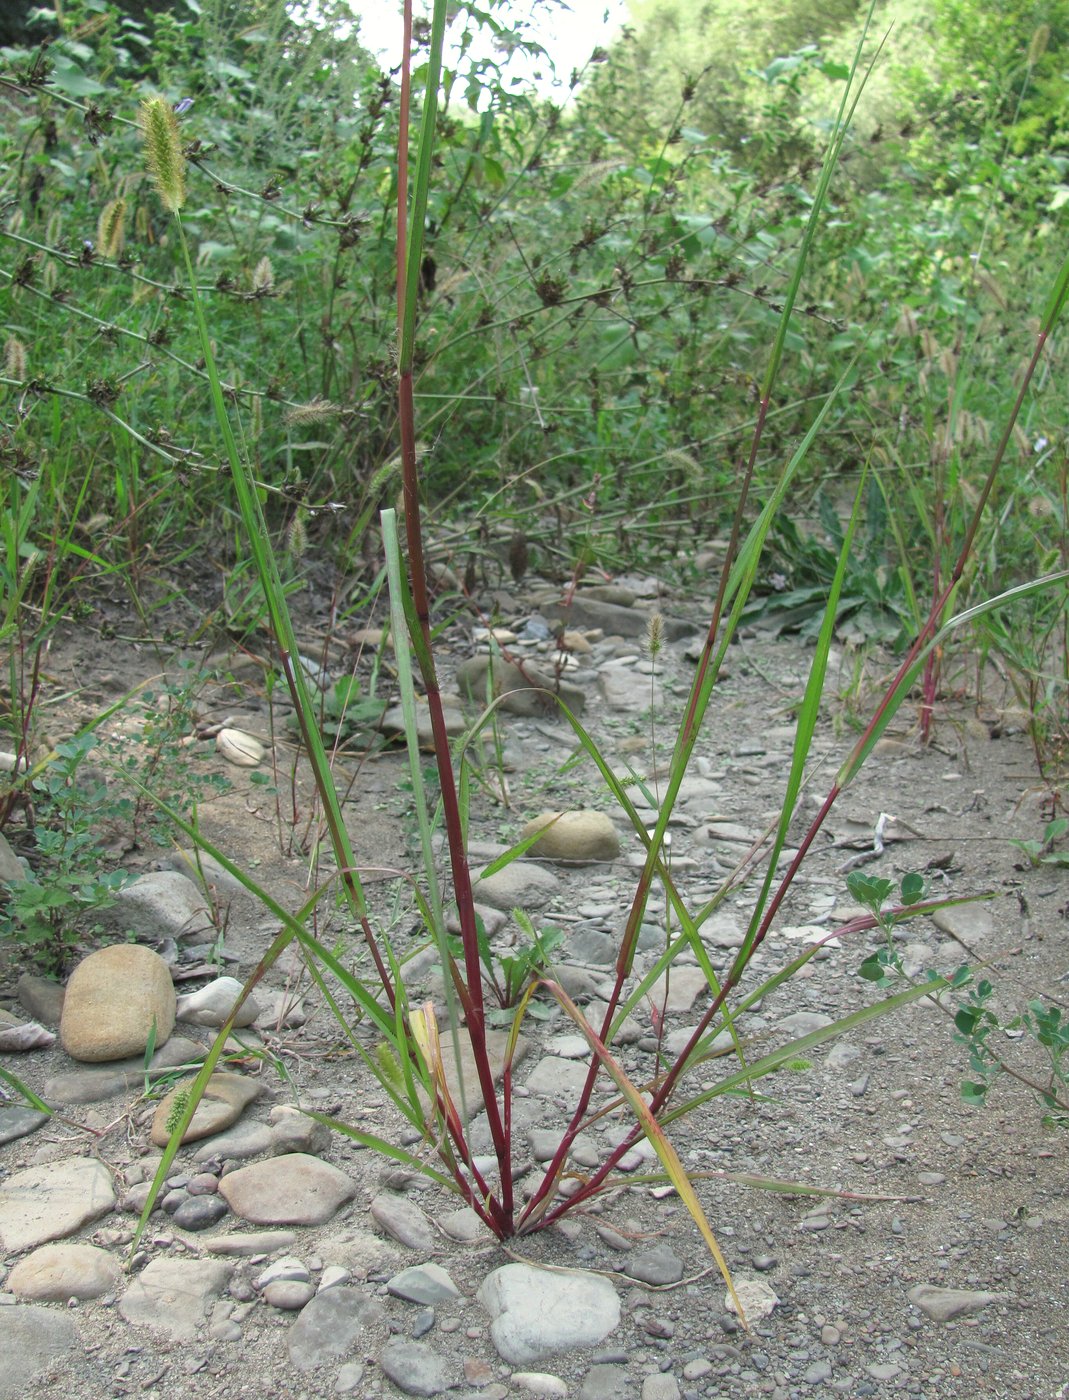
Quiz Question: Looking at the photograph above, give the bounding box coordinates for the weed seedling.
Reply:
[1010,817,1069,869]
[0,735,132,973]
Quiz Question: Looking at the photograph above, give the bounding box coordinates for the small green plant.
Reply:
[1010,817,1069,868]
[847,869,1069,1130]
[292,674,388,750]
[104,669,231,848]
[448,910,565,1022]
[743,483,918,648]
[0,735,132,972]
[954,983,1069,1131]
[852,869,931,984]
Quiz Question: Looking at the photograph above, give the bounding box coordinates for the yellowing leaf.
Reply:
[536,980,747,1326]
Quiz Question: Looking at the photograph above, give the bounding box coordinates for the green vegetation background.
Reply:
[0,0,1065,640]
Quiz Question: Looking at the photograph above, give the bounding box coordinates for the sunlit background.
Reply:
[347,1,629,98]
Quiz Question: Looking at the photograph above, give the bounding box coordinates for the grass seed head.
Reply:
[284,398,342,425]
[1028,24,1050,64]
[140,97,186,214]
[287,509,308,561]
[4,335,27,381]
[646,611,664,658]
[252,256,274,294]
[97,198,126,258]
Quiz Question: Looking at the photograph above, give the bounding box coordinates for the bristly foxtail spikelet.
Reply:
[286,508,308,561]
[1028,24,1050,64]
[646,611,664,660]
[252,256,274,295]
[284,398,343,425]
[139,97,186,214]
[4,336,27,382]
[97,198,126,259]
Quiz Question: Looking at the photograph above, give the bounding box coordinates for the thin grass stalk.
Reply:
[381,507,509,1222]
[393,0,514,1225]
[165,212,400,1002]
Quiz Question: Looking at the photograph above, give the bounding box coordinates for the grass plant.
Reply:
[118,0,1069,1315]
[1,0,1065,1308]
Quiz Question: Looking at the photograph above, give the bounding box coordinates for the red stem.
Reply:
[395,0,513,1229]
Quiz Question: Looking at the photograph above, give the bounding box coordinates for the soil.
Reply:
[1,564,1067,1400]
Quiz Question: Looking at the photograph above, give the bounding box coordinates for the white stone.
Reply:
[119,1257,233,1340]
[725,1276,779,1322]
[478,1264,620,1364]
[511,1375,568,1399]
[216,727,265,766]
[0,1157,116,1252]
[176,976,261,1027]
[256,1256,310,1289]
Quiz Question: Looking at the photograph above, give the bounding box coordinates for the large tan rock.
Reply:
[217,1153,356,1226]
[150,1072,260,1147]
[60,944,175,1063]
[521,811,621,863]
[0,1158,116,1252]
[6,1242,122,1301]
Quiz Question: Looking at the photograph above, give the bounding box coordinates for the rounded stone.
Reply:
[6,1242,122,1300]
[512,1375,568,1399]
[624,1244,684,1286]
[150,1072,261,1147]
[256,1256,310,1288]
[268,1104,331,1156]
[477,1264,620,1365]
[173,1195,230,1231]
[186,1172,220,1195]
[59,944,176,1063]
[263,1279,316,1310]
[521,811,621,863]
[176,976,261,1028]
[111,869,210,942]
[217,1153,357,1226]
